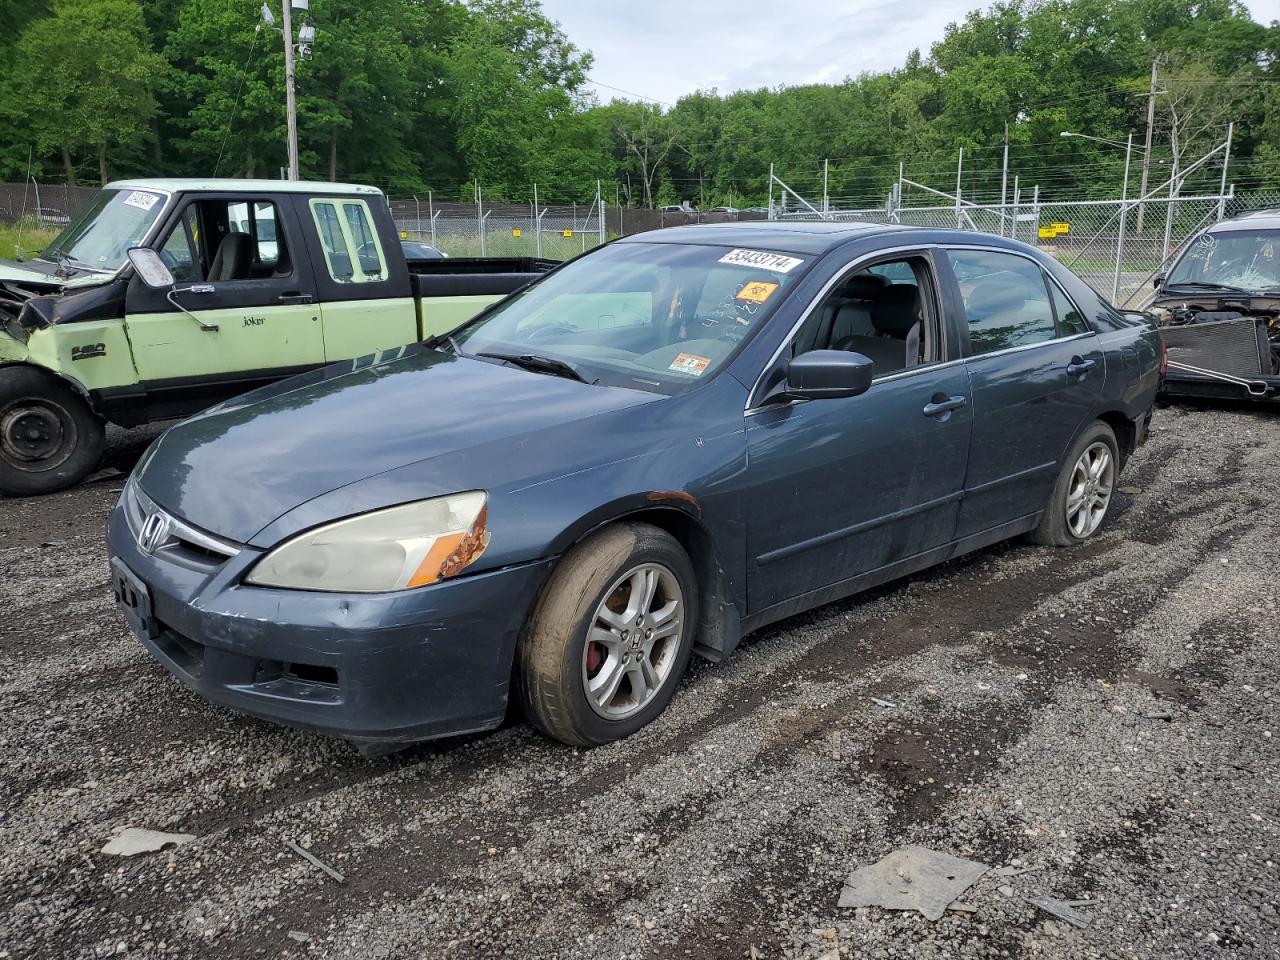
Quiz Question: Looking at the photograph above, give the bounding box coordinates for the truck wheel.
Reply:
[518,522,699,747]
[1029,421,1119,547]
[0,367,105,497]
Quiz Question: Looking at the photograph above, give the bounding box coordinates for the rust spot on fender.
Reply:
[647,490,699,511]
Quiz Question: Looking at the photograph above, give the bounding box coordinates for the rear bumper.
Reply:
[107,500,554,745]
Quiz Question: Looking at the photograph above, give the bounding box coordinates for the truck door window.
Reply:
[158,207,201,282]
[229,201,281,268]
[309,199,386,284]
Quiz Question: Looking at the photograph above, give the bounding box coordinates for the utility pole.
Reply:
[1112,132,1133,303]
[1136,57,1158,234]
[281,0,298,180]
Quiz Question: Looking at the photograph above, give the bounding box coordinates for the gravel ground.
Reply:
[0,405,1277,960]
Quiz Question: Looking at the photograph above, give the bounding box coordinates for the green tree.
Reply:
[10,0,164,184]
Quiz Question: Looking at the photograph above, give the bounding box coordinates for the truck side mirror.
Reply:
[128,247,175,290]
[1152,275,1165,290]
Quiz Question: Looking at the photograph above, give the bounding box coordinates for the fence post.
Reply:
[1113,132,1133,304]
[428,190,435,248]
[533,182,539,257]
[768,163,774,220]
[1011,176,1020,243]
[476,181,487,257]
[597,180,605,245]
[954,148,963,229]
[1217,121,1233,222]
[413,195,420,238]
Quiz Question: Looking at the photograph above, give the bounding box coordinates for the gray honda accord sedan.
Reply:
[108,222,1162,750]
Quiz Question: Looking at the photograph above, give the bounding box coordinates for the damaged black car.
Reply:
[1149,208,1280,400]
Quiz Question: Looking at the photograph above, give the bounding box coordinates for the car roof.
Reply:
[105,178,384,197]
[619,220,909,255]
[1207,208,1280,232]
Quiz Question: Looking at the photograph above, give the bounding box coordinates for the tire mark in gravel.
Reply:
[654,510,1264,959]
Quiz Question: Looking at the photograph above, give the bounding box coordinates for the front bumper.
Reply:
[106,499,554,745]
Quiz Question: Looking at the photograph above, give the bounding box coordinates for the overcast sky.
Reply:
[540,0,1280,106]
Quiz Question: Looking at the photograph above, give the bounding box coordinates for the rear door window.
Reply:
[947,249,1057,355]
[309,199,387,284]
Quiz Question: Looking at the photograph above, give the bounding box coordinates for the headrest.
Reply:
[842,273,888,300]
[966,281,1024,319]
[870,283,920,337]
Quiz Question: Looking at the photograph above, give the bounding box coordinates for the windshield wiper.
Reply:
[1164,280,1249,293]
[476,351,595,384]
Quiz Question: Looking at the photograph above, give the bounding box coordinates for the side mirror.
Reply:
[1152,275,1165,290]
[784,349,874,400]
[127,247,174,289]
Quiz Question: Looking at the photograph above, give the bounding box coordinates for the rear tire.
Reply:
[1029,421,1119,547]
[518,522,699,747]
[0,367,105,497]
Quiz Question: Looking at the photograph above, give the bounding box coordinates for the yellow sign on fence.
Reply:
[563,229,574,238]
[1038,226,1056,240]
[1051,221,1070,235]
[399,230,408,239]
[512,228,522,238]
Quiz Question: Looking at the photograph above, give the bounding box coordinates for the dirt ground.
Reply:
[1,403,1277,960]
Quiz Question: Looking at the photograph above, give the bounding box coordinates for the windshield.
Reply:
[451,241,809,393]
[1165,229,1280,293]
[40,188,167,273]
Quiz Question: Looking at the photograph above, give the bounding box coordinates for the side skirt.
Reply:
[740,512,1041,636]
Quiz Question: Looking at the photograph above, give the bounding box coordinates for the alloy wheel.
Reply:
[1065,441,1114,538]
[582,562,684,719]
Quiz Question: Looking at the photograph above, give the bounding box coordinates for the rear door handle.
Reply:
[923,395,968,418]
[277,292,314,305]
[1066,357,1096,378]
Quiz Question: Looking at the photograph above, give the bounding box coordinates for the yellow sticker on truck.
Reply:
[717,249,804,273]
[735,280,779,304]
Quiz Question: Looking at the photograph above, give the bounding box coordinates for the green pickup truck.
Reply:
[0,179,556,496]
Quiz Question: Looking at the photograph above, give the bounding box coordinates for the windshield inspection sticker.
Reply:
[669,353,711,377]
[123,191,160,211]
[735,280,779,304]
[718,249,804,273]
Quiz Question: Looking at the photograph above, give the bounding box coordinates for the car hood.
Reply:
[0,258,116,291]
[137,346,659,544]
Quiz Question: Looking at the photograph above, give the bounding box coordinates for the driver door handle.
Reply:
[1066,356,1096,378]
[923,395,967,418]
[277,291,314,305]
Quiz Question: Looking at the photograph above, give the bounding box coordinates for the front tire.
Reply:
[1029,421,1119,546]
[0,367,105,497]
[518,522,699,747]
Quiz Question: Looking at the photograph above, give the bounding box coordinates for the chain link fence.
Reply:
[780,190,1280,308]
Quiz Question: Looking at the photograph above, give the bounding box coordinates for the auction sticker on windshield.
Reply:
[124,191,161,211]
[717,249,805,273]
[669,353,711,376]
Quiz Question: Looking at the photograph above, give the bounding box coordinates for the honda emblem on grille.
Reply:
[138,510,171,555]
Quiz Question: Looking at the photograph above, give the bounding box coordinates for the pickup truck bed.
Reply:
[411,258,558,338]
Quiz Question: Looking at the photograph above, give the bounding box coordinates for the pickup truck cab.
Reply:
[0,178,554,496]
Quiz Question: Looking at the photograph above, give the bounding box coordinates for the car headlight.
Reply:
[245,492,489,593]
